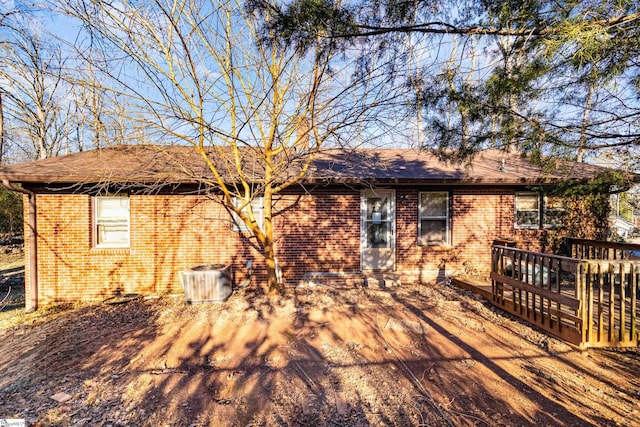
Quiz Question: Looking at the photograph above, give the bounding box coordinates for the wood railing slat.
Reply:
[631,266,637,342]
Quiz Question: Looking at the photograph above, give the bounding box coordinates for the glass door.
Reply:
[361,190,395,270]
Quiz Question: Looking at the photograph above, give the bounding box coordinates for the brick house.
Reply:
[0,145,608,309]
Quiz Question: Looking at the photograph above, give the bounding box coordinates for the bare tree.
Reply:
[0,6,131,161]
[0,4,29,164]
[0,19,75,161]
[69,61,142,151]
[61,0,389,294]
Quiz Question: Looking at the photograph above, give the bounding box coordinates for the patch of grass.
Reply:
[0,251,25,271]
[0,248,26,328]
[0,306,27,329]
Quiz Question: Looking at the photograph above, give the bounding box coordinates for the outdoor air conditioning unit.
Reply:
[181,264,232,303]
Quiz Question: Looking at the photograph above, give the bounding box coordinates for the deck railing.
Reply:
[491,246,584,346]
[491,241,640,349]
[577,260,639,347]
[564,237,640,260]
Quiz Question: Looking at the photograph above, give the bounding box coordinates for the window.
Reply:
[515,192,565,229]
[419,192,449,245]
[94,195,130,248]
[543,196,565,228]
[515,193,540,229]
[364,194,392,249]
[232,196,264,232]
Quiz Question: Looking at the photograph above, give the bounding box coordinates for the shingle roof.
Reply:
[307,148,605,184]
[0,144,610,187]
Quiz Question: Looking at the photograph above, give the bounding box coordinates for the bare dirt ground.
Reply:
[0,253,639,426]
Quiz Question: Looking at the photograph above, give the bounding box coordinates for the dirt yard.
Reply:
[0,253,639,426]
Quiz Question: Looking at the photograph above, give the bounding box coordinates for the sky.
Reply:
[0,0,638,169]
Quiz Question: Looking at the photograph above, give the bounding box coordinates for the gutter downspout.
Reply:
[2,180,37,311]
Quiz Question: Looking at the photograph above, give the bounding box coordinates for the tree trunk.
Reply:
[263,236,281,295]
[262,182,282,295]
[0,92,4,164]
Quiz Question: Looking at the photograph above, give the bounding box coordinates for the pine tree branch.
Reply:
[331,12,640,39]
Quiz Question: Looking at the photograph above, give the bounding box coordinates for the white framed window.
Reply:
[232,196,264,232]
[515,192,565,229]
[419,192,449,245]
[543,195,565,228]
[515,192,540,229]
[94,195,130,248]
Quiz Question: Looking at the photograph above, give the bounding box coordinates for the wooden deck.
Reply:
[451,239,640,349]
[449,275,492,300]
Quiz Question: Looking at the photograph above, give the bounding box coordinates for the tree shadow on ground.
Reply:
[1,280,638,426]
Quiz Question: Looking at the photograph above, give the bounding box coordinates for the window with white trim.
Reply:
[419,192,449,245]
[515,192,540,229]
[94,195,130,248]
[232,196,264,232]
[543,195,565,228]
[515,192,565,229]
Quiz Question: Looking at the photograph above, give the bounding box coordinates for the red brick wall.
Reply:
[450,188,544,272]
[395,187,543,282]
[28,194,263,304]
[274,187,361,282]
[25,186,552,303]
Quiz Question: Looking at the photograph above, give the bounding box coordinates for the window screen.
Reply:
[419,192,449,245]
[95,195,130,248]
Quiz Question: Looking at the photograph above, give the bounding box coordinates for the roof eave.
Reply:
[5,174,600,189]
[300,177,571,186]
